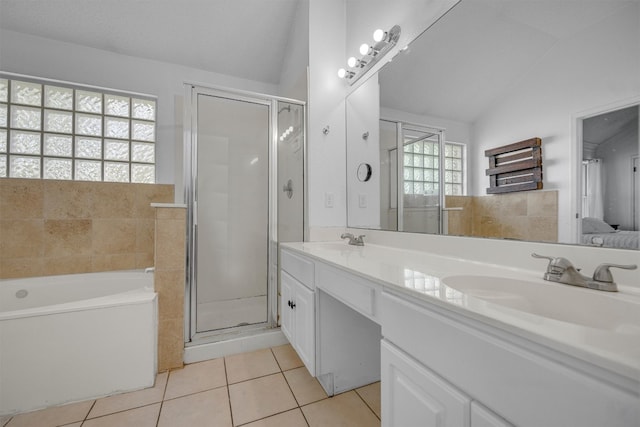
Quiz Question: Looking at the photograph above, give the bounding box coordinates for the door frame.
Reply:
[572,96,640,243]
[183,83,305,345]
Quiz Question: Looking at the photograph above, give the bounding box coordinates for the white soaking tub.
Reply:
[0,270,158,416]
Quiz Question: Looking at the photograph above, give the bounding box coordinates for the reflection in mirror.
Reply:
[346,0,639,249]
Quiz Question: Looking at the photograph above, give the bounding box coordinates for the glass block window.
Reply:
[403,141,465,196]
[0,74,156,182]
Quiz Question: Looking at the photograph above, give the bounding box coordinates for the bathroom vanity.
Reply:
[279,242,640,427]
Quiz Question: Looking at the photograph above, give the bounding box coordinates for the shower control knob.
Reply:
[291,301,296,309]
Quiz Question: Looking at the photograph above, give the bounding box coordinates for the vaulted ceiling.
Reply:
[0,0,301,84]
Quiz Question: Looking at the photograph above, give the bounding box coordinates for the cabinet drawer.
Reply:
[316,262,380,323]
[281,249,315,289]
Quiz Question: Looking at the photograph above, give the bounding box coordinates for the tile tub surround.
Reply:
[153,205,187,372]
[2,345,381,427]
[445,190,558,242]
[0,178,174,279]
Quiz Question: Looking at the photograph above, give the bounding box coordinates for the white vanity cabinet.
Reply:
[279,243,640,427]
[280,249,315,376]
[382,339,471,427]
[381,290,638,427]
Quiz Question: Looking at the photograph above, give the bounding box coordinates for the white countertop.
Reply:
[281,241,640,384]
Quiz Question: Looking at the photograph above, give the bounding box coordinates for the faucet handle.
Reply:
[531,253,575,274]
[592,263,637,283]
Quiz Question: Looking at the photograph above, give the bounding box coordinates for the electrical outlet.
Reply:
[324,192,334,208]
[359,193,367,208]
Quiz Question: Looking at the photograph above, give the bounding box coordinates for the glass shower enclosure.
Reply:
[184,85,305,344]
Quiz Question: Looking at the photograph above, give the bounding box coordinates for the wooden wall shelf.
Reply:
[485,137,542,194]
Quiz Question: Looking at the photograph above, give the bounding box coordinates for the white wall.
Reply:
[307,0,459,228]
[278,0,310,101]
[470,3,640,243]
[308,0,348,227]
[0,29,279,197]
[596,117,639,230]
[346,74,380,227]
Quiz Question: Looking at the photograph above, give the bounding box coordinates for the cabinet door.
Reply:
[471,402,513,427]
[382,340,470,427]
[293,282,315,376]
[280,271,295,343]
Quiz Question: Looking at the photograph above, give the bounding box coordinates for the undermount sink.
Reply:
[441,275,640,332]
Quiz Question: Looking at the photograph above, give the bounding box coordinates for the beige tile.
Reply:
[155,270,185,319]
[0,219,44,258]
[0,257,44,279]
[155,207,186,220]
[135,184,174,218]
[82,403,160,427]
[158,318,185,372]
[59,423,82,427]
[5,399,93,427]
[92,219,136,254]
[135,252,155,269]
[43,180,95,219]
[272,344,304,371]
[43,219,92,256]
[158,387,231,427]
[136,219,155,253]
[302,391,380,427]
[91,253,137,272]
[242,408,308,427]
[154,220,186,271]
[527,190,558,217]
[164,358,226,400]
[88,372,168,419]
[499,216,529,241]
[284,367,328,406]
[500,193,527,216]
[0,178,43,220]
[225,348,281,384]
[92,183,135,218]
[355,382,381,419]
[229,373,297,426]
[528,216,558,243]
[43,255,93,276]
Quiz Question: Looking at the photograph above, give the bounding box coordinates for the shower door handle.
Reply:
[282,179,293,199]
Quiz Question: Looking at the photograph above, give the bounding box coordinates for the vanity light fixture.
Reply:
[338,25,401,85]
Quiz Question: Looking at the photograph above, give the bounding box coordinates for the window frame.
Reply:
[0,72,157,183]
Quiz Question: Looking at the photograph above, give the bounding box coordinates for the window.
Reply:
[403,140,465,196]
[0,75,156,183]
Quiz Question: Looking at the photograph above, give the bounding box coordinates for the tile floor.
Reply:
[1,344,381,427]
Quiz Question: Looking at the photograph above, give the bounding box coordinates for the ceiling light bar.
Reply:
[338,25,401,85]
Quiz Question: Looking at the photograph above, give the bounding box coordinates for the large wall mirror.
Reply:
[346,0,639,250]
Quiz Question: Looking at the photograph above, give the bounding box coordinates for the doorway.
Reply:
[184,85,305,344]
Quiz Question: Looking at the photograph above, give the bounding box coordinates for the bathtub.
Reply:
[0,270,158,416]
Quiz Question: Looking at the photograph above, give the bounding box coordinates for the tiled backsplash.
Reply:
[446,190,558,243]
[0,178,174,279]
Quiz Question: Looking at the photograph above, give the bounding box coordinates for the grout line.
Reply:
[80,400,97,426]
[270,347,284,372]
[156,370,171,427]
[354,386,381,421]
[223,357,235,427]
[234,408,309,427]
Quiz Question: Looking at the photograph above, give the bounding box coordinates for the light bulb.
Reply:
[347,56,357,68]
[373,29,386,42]
[359,43,371,56]
[337,68,347,78]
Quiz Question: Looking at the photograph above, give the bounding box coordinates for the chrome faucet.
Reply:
[532,253,636,292]
[341,233,365,246]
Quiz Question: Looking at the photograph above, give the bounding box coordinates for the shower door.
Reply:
[189,88,271,336]
[185,86,306,343]
[384,120,444,233]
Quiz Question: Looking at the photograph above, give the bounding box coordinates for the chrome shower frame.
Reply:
[183,83,306,345]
